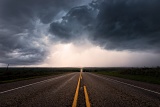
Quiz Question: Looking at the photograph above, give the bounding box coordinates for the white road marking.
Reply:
[90,73,160,95]
[52,74,76,94]
[0,73,74,94]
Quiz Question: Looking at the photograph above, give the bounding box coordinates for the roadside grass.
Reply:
[0,67,79,84]
[84,67,160,85]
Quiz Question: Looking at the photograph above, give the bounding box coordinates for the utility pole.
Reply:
[6,64,9,71]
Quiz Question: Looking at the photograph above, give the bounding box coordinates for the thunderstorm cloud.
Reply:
[0,0,160,66]
[0,0,91,65]
[50,0,160,52]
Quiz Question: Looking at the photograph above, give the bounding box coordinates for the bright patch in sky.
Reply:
[38,42,160,67]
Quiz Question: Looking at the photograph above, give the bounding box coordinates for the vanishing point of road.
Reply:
[0,69,160,107]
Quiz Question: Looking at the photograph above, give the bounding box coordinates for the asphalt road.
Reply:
[0,71,160,107]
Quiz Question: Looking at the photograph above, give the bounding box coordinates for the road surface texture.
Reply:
[0,71,160,107]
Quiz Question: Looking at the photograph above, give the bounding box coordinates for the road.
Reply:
[0,71,160,107]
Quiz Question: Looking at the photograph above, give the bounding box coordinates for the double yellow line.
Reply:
[72,70,91,107]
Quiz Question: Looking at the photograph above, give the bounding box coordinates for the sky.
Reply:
[0,0,160,67]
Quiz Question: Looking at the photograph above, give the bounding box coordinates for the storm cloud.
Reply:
[50,0,160,52]
[0,0,160,66]
[95,0,160,51]
[0,0,91,65]
[49,0,100,41]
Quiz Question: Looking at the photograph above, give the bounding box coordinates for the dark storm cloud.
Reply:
[49,0,100,41]
[0,0,91,65]
[1,0,160,66]
[95,0,160,51]
[1,0,86,24]
[50,0,160,52]
[49,5,97,41]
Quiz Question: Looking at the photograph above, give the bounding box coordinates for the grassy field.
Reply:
[0,67,79,84]
[83,67,160,85]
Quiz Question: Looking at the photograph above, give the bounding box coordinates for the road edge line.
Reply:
[90,73,160,95]
[0,73,74,94]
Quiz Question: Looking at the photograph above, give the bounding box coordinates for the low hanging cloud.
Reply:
[50,0,160,52]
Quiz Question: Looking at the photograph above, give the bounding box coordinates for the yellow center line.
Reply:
[84,86,91,107]
[72,73,81,107]
[80,73,82,79]
[72,70,91,107]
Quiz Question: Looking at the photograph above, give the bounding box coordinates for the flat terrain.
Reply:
[0,67,79,84]
[0,71,160,107]
[84,67,160,84]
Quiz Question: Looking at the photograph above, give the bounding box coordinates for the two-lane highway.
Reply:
[0,71,160,107]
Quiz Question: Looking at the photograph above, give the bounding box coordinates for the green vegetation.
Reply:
[0,67,79,84]
[84,67,160,85]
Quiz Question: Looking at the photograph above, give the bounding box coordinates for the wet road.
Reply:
[0,71,160,107]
